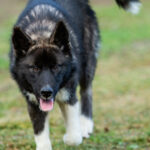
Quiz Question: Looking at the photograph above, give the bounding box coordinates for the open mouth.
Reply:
[40,98,54,112]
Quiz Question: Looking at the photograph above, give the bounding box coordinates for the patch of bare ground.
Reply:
[0,0,27,23]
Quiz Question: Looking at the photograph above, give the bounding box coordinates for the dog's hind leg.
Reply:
[79,6,100,138]
[27,103,52,150]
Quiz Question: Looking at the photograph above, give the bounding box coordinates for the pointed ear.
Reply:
[50,21,70,54]
[12,27,32,57]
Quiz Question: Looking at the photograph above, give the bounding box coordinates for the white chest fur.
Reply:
[56,88,70,102]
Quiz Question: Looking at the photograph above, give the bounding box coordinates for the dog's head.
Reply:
[12,21,74,111]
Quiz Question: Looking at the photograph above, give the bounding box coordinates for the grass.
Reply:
[0,0,150,149]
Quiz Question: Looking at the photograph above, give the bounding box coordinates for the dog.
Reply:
[10,0,141,149]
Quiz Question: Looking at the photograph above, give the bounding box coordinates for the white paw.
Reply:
[80,115,94,138]
[63,132,83,146]
[36,144,52,150]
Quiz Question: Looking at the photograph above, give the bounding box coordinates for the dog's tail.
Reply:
[115,0,141,14]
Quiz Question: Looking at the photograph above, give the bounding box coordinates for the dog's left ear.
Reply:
[50,21,71,55]
[12,27,32,57]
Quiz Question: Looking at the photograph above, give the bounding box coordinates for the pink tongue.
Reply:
[40,99,54,112]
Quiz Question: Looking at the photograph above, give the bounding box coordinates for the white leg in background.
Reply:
[80,114,94,138]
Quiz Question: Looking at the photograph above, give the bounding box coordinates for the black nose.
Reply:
[40,85,53,98]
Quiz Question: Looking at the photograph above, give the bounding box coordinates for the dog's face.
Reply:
[12,22,72,111]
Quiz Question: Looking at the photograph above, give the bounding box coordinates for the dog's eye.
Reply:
[33,67,40,72]
[52,65,61,72]
[29,66,41,73]
[53,65,59,70]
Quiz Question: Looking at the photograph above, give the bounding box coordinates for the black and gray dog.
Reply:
[10,0,141,149]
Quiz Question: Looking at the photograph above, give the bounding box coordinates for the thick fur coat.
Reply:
[10,0,141,149]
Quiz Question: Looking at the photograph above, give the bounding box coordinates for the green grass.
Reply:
[0,1,150,150]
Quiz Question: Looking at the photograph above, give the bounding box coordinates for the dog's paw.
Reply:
[36,143,52,150]
[36,146,52,150]
[80,115,94,138]
[63,132,82,146]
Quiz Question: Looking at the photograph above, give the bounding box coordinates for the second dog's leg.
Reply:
[27,104,52,150]
[58,101,82,146]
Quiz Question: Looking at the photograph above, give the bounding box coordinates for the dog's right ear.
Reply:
[12,27,32,57]
[49,21,71,56]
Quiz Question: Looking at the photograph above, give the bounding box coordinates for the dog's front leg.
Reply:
[58,100,83,146]
[27,103,52,150]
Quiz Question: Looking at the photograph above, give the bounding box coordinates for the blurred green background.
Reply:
[0,0,150,149]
